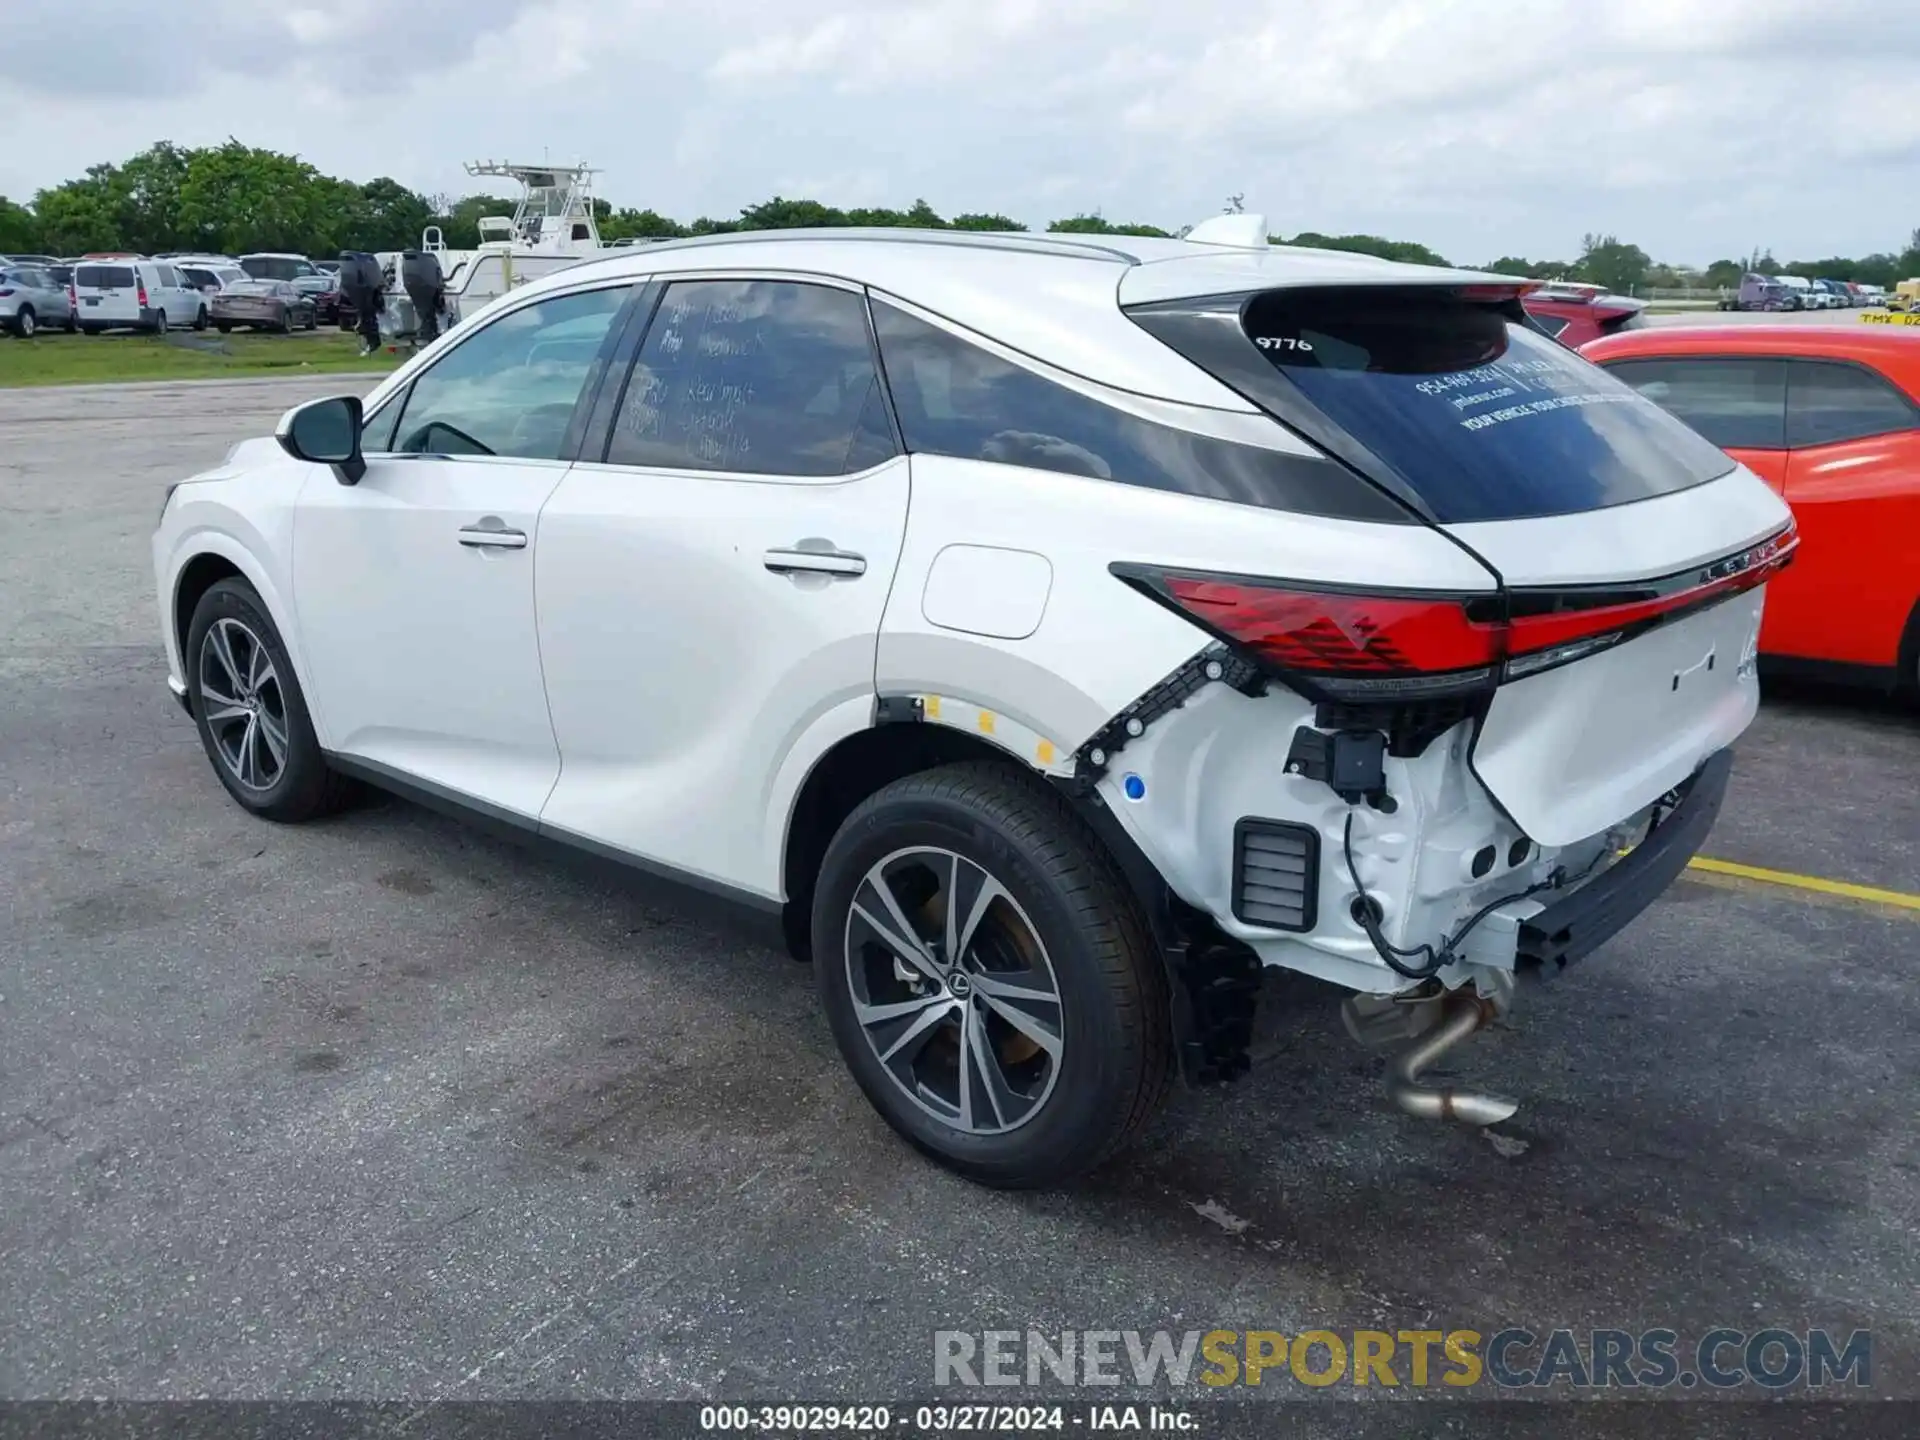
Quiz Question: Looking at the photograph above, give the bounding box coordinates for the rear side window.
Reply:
[869,301,1402,520]
[1784,360,1918,448]
[1602,357,1788,450]
[606,279,895,477]
[76,265,135,289]
[1229,289,1735,523]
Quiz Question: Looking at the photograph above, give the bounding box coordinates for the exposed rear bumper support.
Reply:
[1517,747,1734,974]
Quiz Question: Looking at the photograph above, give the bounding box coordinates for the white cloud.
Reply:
[0,0,1915,265]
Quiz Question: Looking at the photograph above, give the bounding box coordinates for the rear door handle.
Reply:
[763,546,866,578]
[458,524,528,549]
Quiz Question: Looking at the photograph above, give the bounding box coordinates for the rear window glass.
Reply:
[240,257,305,281]
[75,265,135,289]
[1239,289,1736,523]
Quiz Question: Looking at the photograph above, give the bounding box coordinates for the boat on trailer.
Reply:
[378,160,608,337]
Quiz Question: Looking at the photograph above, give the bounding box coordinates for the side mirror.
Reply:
[276,395,367,485]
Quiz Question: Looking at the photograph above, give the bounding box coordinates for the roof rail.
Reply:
[583,227,1142,267]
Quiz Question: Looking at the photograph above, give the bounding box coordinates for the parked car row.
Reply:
[0,249,340,335]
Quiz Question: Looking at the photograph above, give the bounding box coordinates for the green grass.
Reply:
[0,329,402,387]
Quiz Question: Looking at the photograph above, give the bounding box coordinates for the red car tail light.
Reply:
[0,288,15,299]
[1111,523,1797,702]
[137,279,150,307]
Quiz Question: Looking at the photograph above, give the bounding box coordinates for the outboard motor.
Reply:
[338,250,384,349]
[400,247,446,344]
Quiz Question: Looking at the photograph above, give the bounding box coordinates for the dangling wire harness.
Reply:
[1341,808,1605,981]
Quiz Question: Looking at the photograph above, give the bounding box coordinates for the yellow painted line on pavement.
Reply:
[1688,856,1920,912]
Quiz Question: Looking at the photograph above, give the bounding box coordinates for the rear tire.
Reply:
[13,307,34,338]
[811,762,1171,1189]
[184,578,358,822]
[152,310,168,335]
[192,306,208,332]
[214,321,232,334]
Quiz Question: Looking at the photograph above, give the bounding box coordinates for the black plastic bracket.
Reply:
[1285,726,1388,805]
[1073,644,1265,784]
[873,694,924,726]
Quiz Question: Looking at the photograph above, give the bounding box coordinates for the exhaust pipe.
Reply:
[1383,992,1518,1127]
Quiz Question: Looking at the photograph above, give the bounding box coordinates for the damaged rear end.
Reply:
[1102,265,1793,1121]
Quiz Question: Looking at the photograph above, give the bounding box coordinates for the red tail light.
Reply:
[68,286,77,307]
[1112,524,1796,702]
[137,280,149,307]
[0,288,14,299]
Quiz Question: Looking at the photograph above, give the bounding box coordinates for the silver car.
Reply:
[0,263,77,337]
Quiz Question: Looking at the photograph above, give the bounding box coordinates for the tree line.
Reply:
[3,142,1914,293]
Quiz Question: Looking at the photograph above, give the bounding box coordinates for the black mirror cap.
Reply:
[277,395,367,484]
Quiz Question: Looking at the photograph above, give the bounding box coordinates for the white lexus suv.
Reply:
[153,216,1794,1187]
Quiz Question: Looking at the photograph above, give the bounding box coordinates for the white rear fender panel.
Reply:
[874,454,1496,754]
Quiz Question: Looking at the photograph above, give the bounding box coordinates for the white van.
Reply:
[72,260,209,333]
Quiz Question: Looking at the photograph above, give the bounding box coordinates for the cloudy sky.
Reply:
[2,0,1915,266]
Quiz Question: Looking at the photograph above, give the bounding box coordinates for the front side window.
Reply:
[606,279,894,477]
[387,285,629,461]
[1783,360,1918,448]
[1602,357,1789,451]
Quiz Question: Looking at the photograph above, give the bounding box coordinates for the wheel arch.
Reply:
[165,527,321,740]
[1899,592,1920,695]
[779,716,1022,960]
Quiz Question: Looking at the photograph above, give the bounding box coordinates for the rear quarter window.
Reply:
[1784,359,1919,447]
[1233,288,1737,523]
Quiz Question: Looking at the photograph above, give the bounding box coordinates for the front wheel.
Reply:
[184,578,357,821]
[812,763,1171,1188]
[13,307,35,338]
[192,306,208,331]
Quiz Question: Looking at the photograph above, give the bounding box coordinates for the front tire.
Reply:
[13,307,35,338]
[812,762,1171,1188]
[184,578,356,822]
[192,306,208,331]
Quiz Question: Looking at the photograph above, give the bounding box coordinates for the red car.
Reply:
[1583,325,1920,691]
[1523,282,1650,348]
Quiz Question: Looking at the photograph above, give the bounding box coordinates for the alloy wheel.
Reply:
[197,617,289,792]
[843,846,1064,1136]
